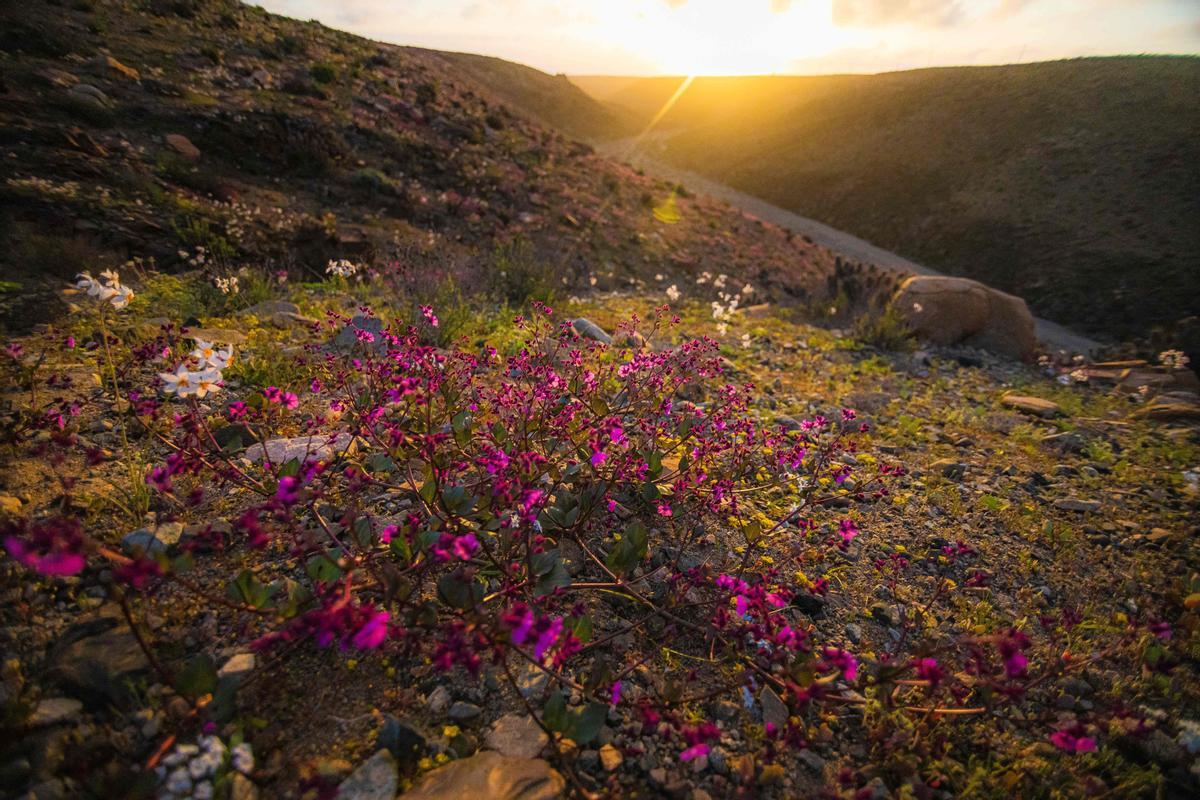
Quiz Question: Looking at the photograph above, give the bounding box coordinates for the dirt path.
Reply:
[599,137,1101,356]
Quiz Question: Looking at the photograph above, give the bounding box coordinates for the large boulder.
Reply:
[889,276,1037,360]
[402,751,564,800]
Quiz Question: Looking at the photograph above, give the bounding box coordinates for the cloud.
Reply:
[832,0,964,28]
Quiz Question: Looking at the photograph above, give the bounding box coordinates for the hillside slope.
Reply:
[574,60,1200,353]
[0,0,862,332]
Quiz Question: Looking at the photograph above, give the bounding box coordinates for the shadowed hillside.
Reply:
[574,59,1200,353]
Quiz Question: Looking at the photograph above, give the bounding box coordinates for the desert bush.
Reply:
[851,306,915,351]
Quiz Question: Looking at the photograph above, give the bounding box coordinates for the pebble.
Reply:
[448,700,482,722]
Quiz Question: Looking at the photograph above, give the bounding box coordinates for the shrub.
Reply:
[309,62,337,84]
[851,305,915,351]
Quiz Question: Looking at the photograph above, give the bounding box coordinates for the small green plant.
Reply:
[852,306,915,351]
[486,240,556,307]
[310,62,337,84]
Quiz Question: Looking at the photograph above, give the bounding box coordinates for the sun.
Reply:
[594,0,846,76]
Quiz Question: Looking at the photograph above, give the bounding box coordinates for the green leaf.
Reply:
[543,691,569,732]
[605,520,649,576]
[569,614,593,643]
[367,454,397,474]
[568,702,607,745]
[175,654,217,699]
[534,561,572,598]
[228,569,274,608]
[277,458,301,478]
[306,550,343,583]
[437,573,483,610]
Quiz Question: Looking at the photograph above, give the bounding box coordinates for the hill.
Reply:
[0,0,849,333]
[572,60,1200,354]
[0,4,1198,800]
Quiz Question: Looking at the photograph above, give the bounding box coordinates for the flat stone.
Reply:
[93,54,140,81]
[930,459,967,480]
[797,749,825,772]
[1053,498,1101,513]
[376,716,428,772]
[244,433,356,464]
[0,494,24,515]
[426,685,451,713]
[402,751,565,800]
[49,628,150,709]
[448,701,482,723]
[599,744,622,771]
[122,522,185,555]
[760,686,788,730]
[337,750,398,800]
[166,133,200,160]
[241,300,301,317]
[486,714,548,759]
[217,652,256,680]
[1000,393,1062,418]
[27,697,82,727]
[571,317,612,345]
[69,83,111,110]
[334,315,386,351]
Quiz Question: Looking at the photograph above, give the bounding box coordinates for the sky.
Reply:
[255,0,1200,76]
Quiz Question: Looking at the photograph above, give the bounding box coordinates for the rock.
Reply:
[27,697,82,728]
[1041,431,1086,453]
[0,494,23,515]
[217,652,255,680]
[486,714,548,759]
[448,701,482,723]
[571,318,612,345]
[244,433,356,464]
[1134,393,1200,422]
[870,603,901,627]
[183,327,247,345]
[1001,393,1062,418]
[241,300,301,317]
[213,424,259,452]
[166,134,200,160]
[377,716,428,772]
[797,749,825,772]
[844,623,863,645]
[930,459,967,480]
[515,663,549,698]
[760,686,788,730]
[1145,528,1173,546]
[122,522,185,555]
[599,744,622,771]
[69,83,111,110]
[890,275,1036,360]
[1053,498,1101,513]
[92,54,139,81]
[334,315,386,351]
[231,774,259,800]
[427,685,451,713]
[337,750,397,800]
[402,751,564,800]
[49,627,150,708]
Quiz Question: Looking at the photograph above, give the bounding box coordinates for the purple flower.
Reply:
[351,610,390,650]
[1050,727,1096,753]
[679,744,709,762]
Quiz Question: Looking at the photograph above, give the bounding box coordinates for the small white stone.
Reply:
[165,766,192,794]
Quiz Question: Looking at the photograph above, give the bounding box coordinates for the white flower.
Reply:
[715,322,728,336]
[912,302,924,314]
[231,742,255,774]
[713,273,727,289]
[655,273,664,282]
[110,283,134,309]
[215,275,239,295]
[159,364,199,398]
[665,284,681,302]
[325,259,359,278]
[589,275,597,286]
[190,340,232,370]
[741,333,751,348]
[1160,349,1190,370]
[193,369,223,398]
[741,283,754,295]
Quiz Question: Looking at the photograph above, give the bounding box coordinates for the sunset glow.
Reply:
[257,0,1200,76]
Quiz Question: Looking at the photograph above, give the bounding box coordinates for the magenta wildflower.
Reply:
[679,744,709,762]
[3,517,87,576]
[914,657,945,688]
[351,609,390,650]
[1049,726,1096,753]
